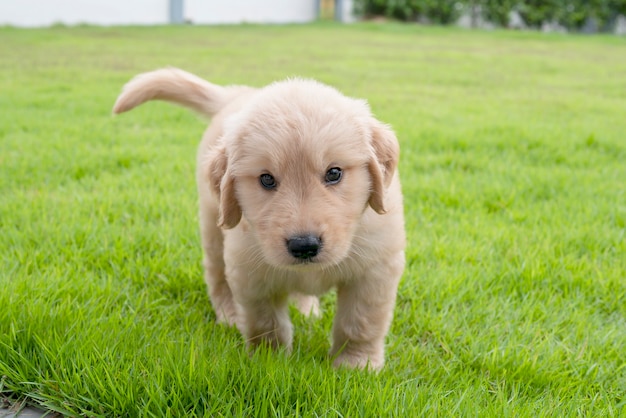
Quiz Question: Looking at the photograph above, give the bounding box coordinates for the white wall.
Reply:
[0,0,170,27]
[0,0,319,27]
[338,0,355,23]
[186,0,317,24]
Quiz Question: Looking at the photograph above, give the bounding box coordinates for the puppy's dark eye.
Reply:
[325,167,342,185]
[260,173,277,190]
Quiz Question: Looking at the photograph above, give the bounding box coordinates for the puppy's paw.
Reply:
[246,331,293,353]
[215,310,237,327]
[213,300,238,327]
[330,342,385,371]
[291,293,320,318]
[332,351,383,371]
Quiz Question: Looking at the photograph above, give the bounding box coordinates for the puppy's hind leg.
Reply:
[290,293,320,317]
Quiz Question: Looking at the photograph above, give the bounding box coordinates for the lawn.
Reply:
[1,22,625,416]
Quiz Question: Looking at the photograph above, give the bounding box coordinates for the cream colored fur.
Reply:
[113,68,405,370]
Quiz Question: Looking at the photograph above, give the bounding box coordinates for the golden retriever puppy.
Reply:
[113,68,405,370]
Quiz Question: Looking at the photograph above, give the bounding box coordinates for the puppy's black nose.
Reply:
[287,235,322,260]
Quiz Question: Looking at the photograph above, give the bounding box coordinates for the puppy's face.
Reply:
[209,80,398,268]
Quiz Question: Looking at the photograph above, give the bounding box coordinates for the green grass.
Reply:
[1,22,625,416]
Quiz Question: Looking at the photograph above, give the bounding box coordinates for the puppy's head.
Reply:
[208,79,399,268]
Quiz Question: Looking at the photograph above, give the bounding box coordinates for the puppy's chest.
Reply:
[285,272,337,295]
[280,262,362,295]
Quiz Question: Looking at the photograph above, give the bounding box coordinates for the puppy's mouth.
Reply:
[292,257,318,265]
[283,255,327,272]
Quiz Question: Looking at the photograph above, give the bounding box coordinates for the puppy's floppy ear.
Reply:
[207,145,242,229]
[367,119,400,214]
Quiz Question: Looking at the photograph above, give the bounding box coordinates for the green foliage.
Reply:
[355,0,626,30]
[1,23,625,416]
[612,0,626,14]
[516,0,602,29]
[481,0,518,26]
[516,0,558,27]
[356,0,462,24]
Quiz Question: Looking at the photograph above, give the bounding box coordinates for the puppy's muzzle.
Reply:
[287,235,322,260]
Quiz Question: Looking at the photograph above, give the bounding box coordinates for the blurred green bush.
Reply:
[353,0,626,31]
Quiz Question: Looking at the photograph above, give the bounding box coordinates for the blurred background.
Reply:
[0,0,354,26]
[1,0,625,34]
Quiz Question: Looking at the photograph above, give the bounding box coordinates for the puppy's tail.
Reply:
[112,67,248,117]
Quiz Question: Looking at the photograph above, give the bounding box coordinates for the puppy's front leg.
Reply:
[330,254,404,370]
[237,293,294,352]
